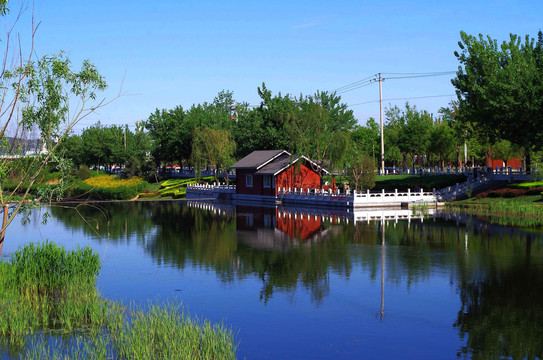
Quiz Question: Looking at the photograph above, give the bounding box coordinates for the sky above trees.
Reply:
[3,0,542,133]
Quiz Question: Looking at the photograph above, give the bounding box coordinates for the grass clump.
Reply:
[0,242,107,356]
[0,242,238,359]
[108,302,237,360]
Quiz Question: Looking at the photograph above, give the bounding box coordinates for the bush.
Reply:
[75,165,92,180]
[525,187,543,195]
[69,176,148,200]
[476,188,526,199]
[508,181,543,189]
[138,191,160,198]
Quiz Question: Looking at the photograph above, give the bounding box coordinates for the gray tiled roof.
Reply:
[230,150,289,169]
[254,154,297,175]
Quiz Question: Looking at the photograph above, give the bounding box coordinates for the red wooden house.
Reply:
[230,150,327,197]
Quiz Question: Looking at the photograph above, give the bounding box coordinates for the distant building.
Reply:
[230,150,327,197]
[485,152,522,169]
[0,137,45,156]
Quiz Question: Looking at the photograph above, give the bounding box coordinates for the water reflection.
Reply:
[46,201,543,359]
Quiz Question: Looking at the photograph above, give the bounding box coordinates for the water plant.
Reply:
[0,242,238,359]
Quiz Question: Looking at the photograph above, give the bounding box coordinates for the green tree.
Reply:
[1,46,108,241]
[191,127,236,184]
[428,122,456,167]
[384,103,433,169]
[145,106,187,165]
[284,90,355,179]
[452,30,543,169]
[351,118,380,158]
[488,139,523,168]
[58,134,84,167]
[346,149,376,191]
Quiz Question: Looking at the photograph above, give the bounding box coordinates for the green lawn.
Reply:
[373,174,467,191]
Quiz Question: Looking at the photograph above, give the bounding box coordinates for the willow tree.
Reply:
[191,127,236,184]
[285,91,355,181]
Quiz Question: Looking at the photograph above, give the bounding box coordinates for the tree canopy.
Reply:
[452,31,543,153]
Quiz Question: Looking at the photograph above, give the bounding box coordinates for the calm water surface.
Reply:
[2,201,542,359]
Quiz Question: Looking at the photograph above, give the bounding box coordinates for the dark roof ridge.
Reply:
[230,150,291,170]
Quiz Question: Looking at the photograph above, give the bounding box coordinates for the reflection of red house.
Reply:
[275,210,322,241]
[236,206,323,247]
[231,150,327,197]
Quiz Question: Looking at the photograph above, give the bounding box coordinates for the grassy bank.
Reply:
[446,195,543,227]
[373,174,467,191]
[0,242,238,359]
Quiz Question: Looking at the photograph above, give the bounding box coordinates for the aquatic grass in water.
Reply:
[16,302,237,360]
[445,200,543,227]
[5,241,101,293]
[0,242,238,359]
[108,302,238,360]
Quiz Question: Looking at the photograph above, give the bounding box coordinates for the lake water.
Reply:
[2,201,542,359]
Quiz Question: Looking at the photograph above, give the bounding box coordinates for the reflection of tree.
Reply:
[49,202,156,242]
[454,263,543,359]
[145,202,238,271]
[50,201,543,328]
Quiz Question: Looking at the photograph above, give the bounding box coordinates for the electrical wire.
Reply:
[347,94,455,107]
[381,71,456,76]
[336,81,375,94]
[332,71,456,95]
[332,75,375,92]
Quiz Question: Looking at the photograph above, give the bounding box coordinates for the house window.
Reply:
[246,174,253,188]
[263,214,272,228]
[245,213,254,227]
[263,175,271,188]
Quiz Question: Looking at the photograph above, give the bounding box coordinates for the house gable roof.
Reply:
[254,154,330,176]
[230,150,290,170]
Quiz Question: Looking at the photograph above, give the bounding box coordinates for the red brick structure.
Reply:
[230,150,326,196]
[485,152,522,169]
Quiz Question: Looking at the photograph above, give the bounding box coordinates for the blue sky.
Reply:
[3,0,542,133]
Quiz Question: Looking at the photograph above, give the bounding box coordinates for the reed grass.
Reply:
[0,242,238,359]
[446,199,543,227]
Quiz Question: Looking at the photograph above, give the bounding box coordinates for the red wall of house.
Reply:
[235,169,276,196]
[235,169,260,195]
[274,163,321,195]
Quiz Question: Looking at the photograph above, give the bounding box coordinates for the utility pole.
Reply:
[378,73,385,175]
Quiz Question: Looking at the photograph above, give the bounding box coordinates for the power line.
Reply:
[381,71,456,76]
[347,94,456,107]
[333,75,375,92]
[336,79,375,95]
[384,72,456,80]
[332,70,456,95]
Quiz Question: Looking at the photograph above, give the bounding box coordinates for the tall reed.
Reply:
[0,242,238,359]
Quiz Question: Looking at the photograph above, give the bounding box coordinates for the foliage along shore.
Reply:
[445,181,543,227]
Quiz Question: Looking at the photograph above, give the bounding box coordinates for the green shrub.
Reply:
[69,179,148,200]
[75,165,92,180]
[138,191,160,198]
[508,181,543,189]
